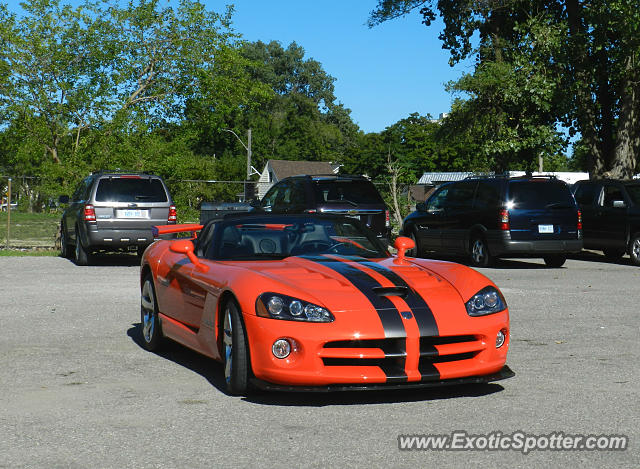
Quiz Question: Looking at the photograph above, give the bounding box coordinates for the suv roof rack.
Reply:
[90,170,153,176]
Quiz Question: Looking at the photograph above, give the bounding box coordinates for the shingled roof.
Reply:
[266,159,336,179]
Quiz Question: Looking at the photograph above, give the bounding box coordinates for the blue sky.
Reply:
[222,1,470,133]
[7,0,470,134]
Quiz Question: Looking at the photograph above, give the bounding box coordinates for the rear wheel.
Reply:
[223,299,250,395]
[140,275,163,351]
[603,248,625,260]
[470,235,493,267]
[630,234,640,266]
[74,227,91,266]
[543,255,567,268]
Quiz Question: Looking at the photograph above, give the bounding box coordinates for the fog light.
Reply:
[272,339,291,359]
[496,329,507,348]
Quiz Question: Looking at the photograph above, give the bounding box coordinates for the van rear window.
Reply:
[95,178,168,202]
[314,180,384,205]
[508,181,574,209]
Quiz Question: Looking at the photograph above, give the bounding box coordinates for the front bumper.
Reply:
[243,311,510,388]
[250,365,515,392]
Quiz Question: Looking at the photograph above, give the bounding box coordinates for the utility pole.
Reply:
[6,178,11,249]
[222,128,254,201]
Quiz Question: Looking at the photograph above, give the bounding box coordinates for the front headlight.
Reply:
[256,293,334,322]
[465,286,507,317]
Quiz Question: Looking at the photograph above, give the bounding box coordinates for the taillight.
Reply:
[84,204,96,223]
[500,209,510,231]
[385,210,390,227]
[168,205,177,224]
[577,210,582,230]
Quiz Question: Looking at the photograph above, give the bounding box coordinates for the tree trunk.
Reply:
[608,56,639,179]
[565,0,603,177]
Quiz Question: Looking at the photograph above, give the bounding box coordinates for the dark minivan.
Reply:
[572,179,640,265]
[258,175,391,245]
[402,176,583,267]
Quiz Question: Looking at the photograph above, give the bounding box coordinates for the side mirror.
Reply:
[58,195,70,204]
[170,239,209,272]
[249,198,261,208]
[393,236,415,264]
[416,202,427,212]
[612,200,626,208]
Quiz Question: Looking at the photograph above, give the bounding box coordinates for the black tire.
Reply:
[603,248,625,260]
[543,255,567,268]
[222,299,251,395]
[60,222,71,258]
[470,235,493,267]
[74,227,91,266]
[629,234,640,266]
[140,274,163,351]
[407,229,421,258]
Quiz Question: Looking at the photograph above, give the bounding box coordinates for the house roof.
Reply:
[266,160,336,180]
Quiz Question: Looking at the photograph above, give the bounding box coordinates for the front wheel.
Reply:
[543,255,567,268]
[470,236,493,267]
[407,230,421,258]
[223,300,250,395]
[140,275,163,351]
[60,222,71,258]
[629,234,640,266]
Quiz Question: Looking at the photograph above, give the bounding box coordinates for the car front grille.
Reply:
[320,335,482,381]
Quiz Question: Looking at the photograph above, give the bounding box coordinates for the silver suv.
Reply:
[59,171,176,265]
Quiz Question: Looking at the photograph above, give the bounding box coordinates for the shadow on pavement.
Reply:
[127,323,506,406]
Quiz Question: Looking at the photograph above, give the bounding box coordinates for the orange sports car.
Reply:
[140,213,513,394]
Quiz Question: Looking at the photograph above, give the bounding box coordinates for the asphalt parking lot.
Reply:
[1,253,638,468]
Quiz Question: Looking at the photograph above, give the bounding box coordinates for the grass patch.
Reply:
[0,211,60,248]
[0,248,60,257]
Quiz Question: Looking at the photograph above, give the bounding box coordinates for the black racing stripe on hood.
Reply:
[304,256,406,340]
[343,257,439,338]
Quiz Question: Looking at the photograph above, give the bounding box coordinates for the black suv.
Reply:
[572,179,640,265]
[402,176,583,267]
[59,171,176,265]
[258,175,391,245]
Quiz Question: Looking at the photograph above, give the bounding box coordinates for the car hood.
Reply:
[245,254,468,319]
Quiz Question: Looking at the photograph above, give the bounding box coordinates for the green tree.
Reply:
[369,0,640,177]
[202,40,359,174]
[0,0,267,211]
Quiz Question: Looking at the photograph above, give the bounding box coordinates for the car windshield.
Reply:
[625,184,640,205]
[95,177,168,203]
[314,180,384,205]
[210,215,388,260]
[508,180,575,209]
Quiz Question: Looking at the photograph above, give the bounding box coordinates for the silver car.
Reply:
[59,171,176,265]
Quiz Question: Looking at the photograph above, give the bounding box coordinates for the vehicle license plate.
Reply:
[538,224,554,233]
[120,209,146,218]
